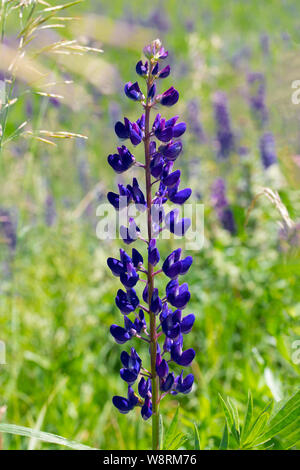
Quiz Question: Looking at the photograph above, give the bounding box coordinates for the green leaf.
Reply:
[241,391,253,444]
[159,414,164,451]
[228,398,240,435]
[258,389,300,442]
[241,400,273,448]
[242,412,270,448]
[28,376,68,450]
[219,394,240,445]
[164,407,179,450]
[219,423,229,450]
[254,416,300,448]
[280,424,300,449]
[194,423,200,450]
[0,424,98,450]
[168,432,187,450]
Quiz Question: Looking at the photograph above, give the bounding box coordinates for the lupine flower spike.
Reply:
[211,178,236,235]
[107,39,195,450]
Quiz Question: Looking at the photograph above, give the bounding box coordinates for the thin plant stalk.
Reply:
[144,65,160,450]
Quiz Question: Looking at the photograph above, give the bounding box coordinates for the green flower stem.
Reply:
[144,63,160,451]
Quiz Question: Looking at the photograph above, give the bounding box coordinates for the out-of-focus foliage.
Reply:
[0,0,299,450]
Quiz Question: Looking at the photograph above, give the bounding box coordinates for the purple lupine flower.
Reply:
[108,145,135,173]
[138,377,152,398]
[124,82,144,101]
[260,34,270,57]
[0,209,17,252]
[174,371,194,394]
[166,279,191,309]
[49,96,61,108]
[157,87,179,107]
[153,114,186,142]
[120,218,140,244]
[165,209,191,236]
[107,40,195,447]
[45,193,56,227]
[107,183,132,210]
[147,8,170,33]
[143,38,168,61]
[148,239,160,266]
[259,132,277,169]
[162,249,193,279]
[115,288,139,314]
[159,141,182,161]
[211,178,236,235]
[136,60,148,77]
[120,347,142,384]
[112,386,139,414]
[186,100,205,143]
[110,310,146,344]
[114,118,143,146]
[213,91,234,159]
[247,72,268,127]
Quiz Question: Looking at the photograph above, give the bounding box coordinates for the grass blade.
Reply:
[0,424,98,450]
[194,423,200,450]
[241,391,253,444]
[219,424,229,450]
[164,407,179,450]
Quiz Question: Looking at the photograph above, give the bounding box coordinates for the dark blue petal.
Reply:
[148,83,156,99]
[124,81,144,101]
[180,314,195,334]
[177,373,194,394]
[128,386,139,407]
[172,122,186,137]
[150,288,162,315]
[160,372,175,392]
[110,325,131,344]
[120,368,139,385]
[159,65,170,79]
[136,60,148,76]
[115,121,130,139]
[160,141,182,161]
[132,248,143,267]
[138,377,151,398]
[141,396,152,420]
[156,358,169,378]
[112,396,131,414]
[160,87,179,106]
[152,62,159,75]
[107,257,125,276]
[180,256,193,275]
[148,239,160,266]
[169,188,192,205]
[155,127,173,142]
[162,170,181,187]
[174,348,195,366]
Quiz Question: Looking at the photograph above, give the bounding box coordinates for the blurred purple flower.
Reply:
[187,100,205,143]
[45,193,56,227]
[247,72,268,127]
[211,178,236,235]
[259,132,277,169]
[213,92,234,159]
[0,209,17,251]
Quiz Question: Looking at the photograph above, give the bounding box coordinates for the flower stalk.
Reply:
[107,39,195,451]
[144,64,160,449]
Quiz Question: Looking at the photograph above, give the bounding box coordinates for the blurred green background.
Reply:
[0,0,299,450]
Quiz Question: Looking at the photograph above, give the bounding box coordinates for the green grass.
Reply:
[0,0,299,450]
